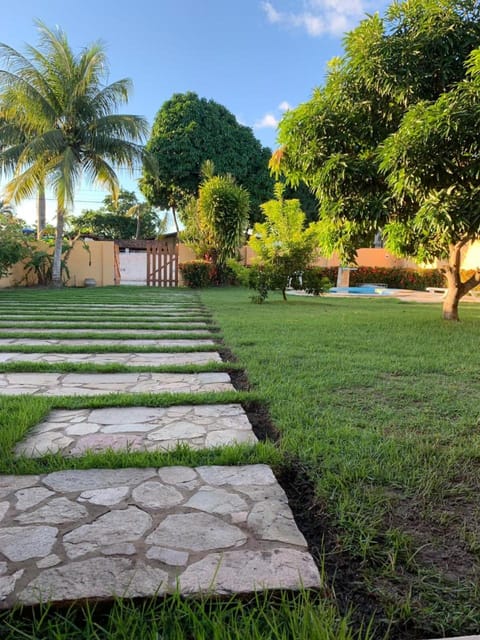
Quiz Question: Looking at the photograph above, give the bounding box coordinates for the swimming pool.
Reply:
[329,285,396,295]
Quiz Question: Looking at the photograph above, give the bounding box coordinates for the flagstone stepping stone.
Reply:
[15,405,256,457]
[0,372,233,396]
[0,465,320,608]
[0,338,216,347]
[0,328,212,335]
[0,352,221,366]
[0,321,210,328]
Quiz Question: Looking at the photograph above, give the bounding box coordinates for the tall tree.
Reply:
[140,92,273,226]
[273,0,480,320]
[71,190,164,240]
[0,22,149,286]
[179,162,250,268]
[379,48,480,320]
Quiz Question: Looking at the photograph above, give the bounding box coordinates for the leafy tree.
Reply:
[0,212,28,278]
[248,183,319,301]
[273,0,480,319]
[0,22,148,286]
[140,92,273,226]
[199,174,250,267]
[379,48,480,320]
[71,190,165,239]
[180,162,250,270]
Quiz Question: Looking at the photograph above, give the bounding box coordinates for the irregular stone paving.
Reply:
[0,352,221,365]
[0,372,233,396]
[0,465,320,607]
[0,338,216,347]
[16,405,256,457]
[0,320,210,327]
[0,328,211,335]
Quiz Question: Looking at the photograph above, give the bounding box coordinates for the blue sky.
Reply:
[1,0,390,227]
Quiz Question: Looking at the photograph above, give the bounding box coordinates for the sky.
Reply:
[0,0,390,228]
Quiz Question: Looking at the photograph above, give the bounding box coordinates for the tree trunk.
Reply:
[442,241,480,321]
[51,207,65,288]
[37,183,46,239]
[172,205,179,233]
[135,214,141,240]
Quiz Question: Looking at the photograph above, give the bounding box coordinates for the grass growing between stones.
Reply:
[0,392,271,474]
[200,287,480,638]
[0,591,375,640]
[0,330,216,340]
[0,361,237,374]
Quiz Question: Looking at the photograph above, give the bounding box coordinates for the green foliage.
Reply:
[291,268,332,296]
[180,163,250,269]
[0,22,148,286]
[248,184,319,300]
[275,0,480,317]
[199,174,250,266]
[71,190,165,240]
[0,213,27,277]
[179,260,211,288]
[140,92,274,222]
[179,259,238,288]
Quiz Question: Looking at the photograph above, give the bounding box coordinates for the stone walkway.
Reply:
[0,372,233,396]
[0,328,211,335]
[0,338,217,347]
[0,352,221,365]
[0,465,319,608]
[16,405,257,456]
[0,293,321,607]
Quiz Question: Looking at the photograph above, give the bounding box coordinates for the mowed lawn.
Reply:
[201,287,480,638]
[0,285,479,639]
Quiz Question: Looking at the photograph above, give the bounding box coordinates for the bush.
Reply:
[293,266,446,291]
[179,260,211,288]
[179,260,239,288]
[291,267,332,296]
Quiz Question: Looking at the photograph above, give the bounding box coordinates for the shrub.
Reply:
[179,260,239,288]
[179,260,211,288]
[291,267,332,295]
[296,266,446,290]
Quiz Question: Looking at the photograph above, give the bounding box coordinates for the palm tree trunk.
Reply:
[37,183,46,239]
[172,205,179,233]
[135,214,141,240]
[51,207,65,287]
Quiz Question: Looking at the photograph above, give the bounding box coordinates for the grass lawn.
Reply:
[1,285,479,638]
[200,287,480,638]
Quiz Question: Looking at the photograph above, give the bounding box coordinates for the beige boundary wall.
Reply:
[0,240,115,289]
[1,240,479,289]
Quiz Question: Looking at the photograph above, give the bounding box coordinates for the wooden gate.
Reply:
[146,238,178,287]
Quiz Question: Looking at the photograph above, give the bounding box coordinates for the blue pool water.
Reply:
[329,285,396,295]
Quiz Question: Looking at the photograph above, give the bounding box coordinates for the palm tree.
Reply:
[0,22,149,286]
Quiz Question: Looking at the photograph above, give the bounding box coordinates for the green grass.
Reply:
[0,330,217,340]
[0,590,375,640]
[8,284,475,637]
[0,391,270,474]
[0,361,237,374]
[197,287,480,637]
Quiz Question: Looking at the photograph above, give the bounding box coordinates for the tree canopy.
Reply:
[71,190,166,240]
[140,92,274,224]
[0,22,148,286]
[249,183,320,301]
[273,0,480,320]
[179,162,250,269]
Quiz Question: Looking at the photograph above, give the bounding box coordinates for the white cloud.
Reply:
[254,113,279,129]
[278,101,292,112]
[261,0,372,37]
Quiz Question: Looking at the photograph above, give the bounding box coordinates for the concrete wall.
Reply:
[177,244,196,286]
[0,240,115,289]
[64,240,115,287]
